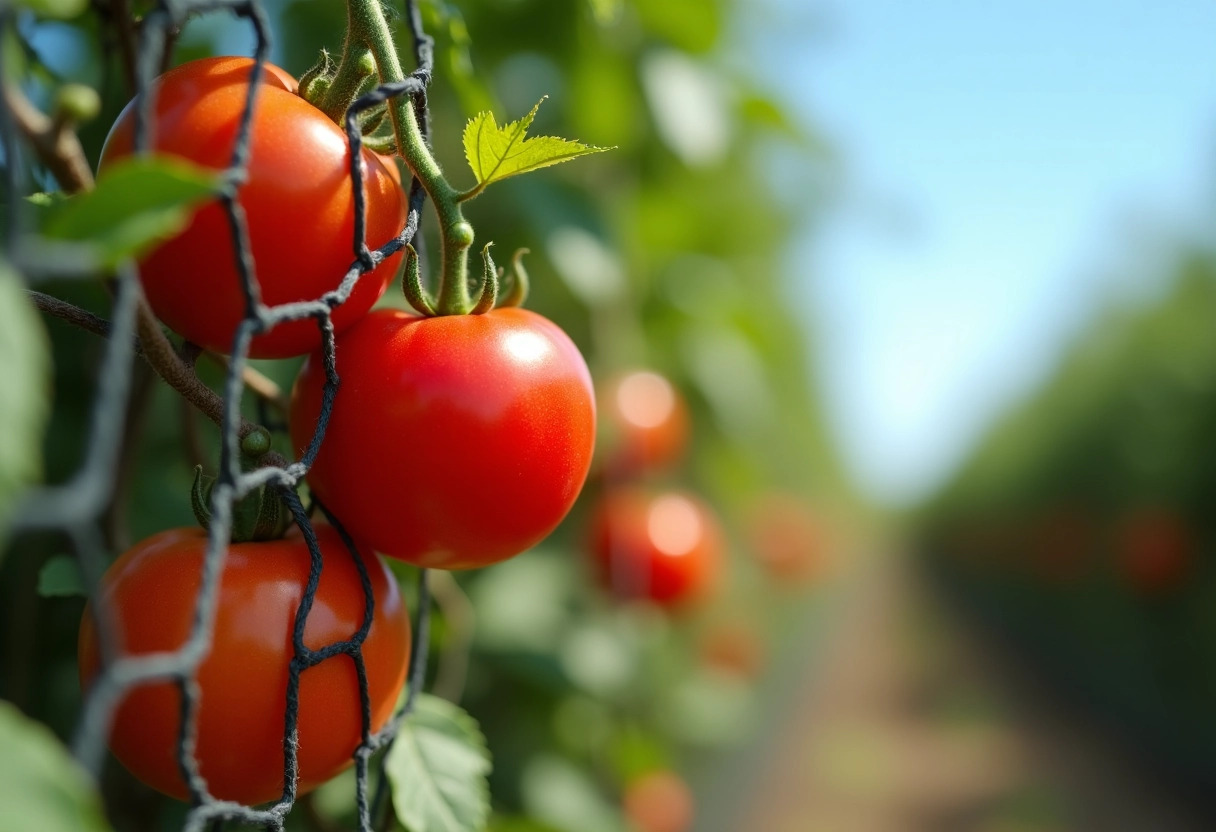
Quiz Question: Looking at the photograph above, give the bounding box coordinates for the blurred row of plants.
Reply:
[919,252,1216,793]
[1,0,854,830]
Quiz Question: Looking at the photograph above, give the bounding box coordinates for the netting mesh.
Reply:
[2,1,437,829]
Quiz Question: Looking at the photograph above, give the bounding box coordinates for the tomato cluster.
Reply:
[586,370,725,609]
[82,55,597,805]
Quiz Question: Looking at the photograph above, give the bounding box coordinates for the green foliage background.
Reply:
[0,0,849,829]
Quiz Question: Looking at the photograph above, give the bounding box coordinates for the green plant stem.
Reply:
[338,0,474,314]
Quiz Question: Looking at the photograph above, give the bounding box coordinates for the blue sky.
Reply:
[750,0,1216,505]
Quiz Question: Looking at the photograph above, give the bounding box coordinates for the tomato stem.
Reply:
[338,0,475,315]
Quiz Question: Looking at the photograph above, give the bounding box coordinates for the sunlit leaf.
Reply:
[42,157,218,269]
[386,694,491,832]
[463,98,610,192]
[0,263,50,551]
[0,701,114,832]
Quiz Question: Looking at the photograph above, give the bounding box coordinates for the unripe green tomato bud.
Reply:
[55,85,101,124]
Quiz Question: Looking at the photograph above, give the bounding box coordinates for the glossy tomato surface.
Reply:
[290,307,596,570]
[77,525,410,804]
[590,489,722,607]
[598,370,689,475]
[100,56,406,358]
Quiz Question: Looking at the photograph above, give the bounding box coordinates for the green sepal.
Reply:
[191,465,215,531]
[499,248,530,308]
[360,105,388,137]
[471,243,498,315]
[299,49,336,105]
[361,134,398,155]
[230,482,292,542]
[403,244,437,316]
[192,428,292,542]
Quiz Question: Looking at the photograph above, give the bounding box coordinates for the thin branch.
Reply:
[1,81,94,194]
[97,0,139,94]
[429,570,473,703]
[30,289,287,456]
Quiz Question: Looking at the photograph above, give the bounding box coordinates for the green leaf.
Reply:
[14,0,88,19]
[0,263,51,551]
[37,555,86,597]
[0,701,114,832]
[386,694,492,832]
[42,157,218,269]
[462,99,610,192]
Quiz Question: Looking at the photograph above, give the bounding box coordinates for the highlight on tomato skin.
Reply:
[289,306,597,570]
[99,56,407,359]
[76,524,410,805]
[589,488,724,608]
[623,769,695,832]
[598,370,691,475]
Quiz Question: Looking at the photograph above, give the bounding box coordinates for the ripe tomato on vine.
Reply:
[598,370,690,475]
[77,524,410,805]
[100,56,406,359]
[290,307,596,570]
[589,489,723,608]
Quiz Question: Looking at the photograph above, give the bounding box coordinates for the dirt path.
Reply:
[714,554,1212,832]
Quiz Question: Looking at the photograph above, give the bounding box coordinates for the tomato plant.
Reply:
[598,370,689,475]
[100,56,406,359]
[590,489,723,607]
[77,524,410,805]
[289,307,596,570]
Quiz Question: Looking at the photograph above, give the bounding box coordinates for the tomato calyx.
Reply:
[191,427,292,543]
[403,242,531,317]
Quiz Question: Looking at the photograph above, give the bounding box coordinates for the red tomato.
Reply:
[590,489,723,607]
[289,307,596,570]
[1118,506,1192,596]
[77,525,410,805]
[623,770,694,832]
[100,56,406,358]
[599,370,689,474]
[744,493,824,583]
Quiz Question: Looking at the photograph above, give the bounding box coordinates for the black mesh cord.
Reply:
[3,1,437,830]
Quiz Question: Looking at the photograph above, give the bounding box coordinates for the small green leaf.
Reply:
[386,694,491,832]
[0,701,114,832]
[0,263,51,551]
[14,0,88,19]
[42,157,218,269]
[37,556,86,597]
[462,98,610,193]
